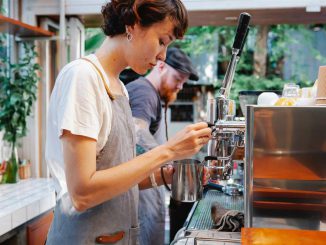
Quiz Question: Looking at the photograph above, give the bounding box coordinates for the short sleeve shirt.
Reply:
[45,54,128,199]
[126,78,162,135]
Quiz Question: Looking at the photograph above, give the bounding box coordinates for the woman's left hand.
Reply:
[203,166,210,185]
[161,163,174,185]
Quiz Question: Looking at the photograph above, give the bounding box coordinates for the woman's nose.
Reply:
[157,49,167,61]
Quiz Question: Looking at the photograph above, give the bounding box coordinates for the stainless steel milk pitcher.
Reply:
[170,159,204,202]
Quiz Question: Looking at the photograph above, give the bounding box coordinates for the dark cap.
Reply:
[165,47,199,81]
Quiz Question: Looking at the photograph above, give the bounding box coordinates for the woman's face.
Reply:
[127,18,176,74]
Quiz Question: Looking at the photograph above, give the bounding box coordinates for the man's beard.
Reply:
[159,81,178,105]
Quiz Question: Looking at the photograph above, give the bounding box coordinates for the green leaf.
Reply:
[85,29,105,54]
[0,42,40,145]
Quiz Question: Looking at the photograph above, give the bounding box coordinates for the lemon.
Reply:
[274,97,296,106]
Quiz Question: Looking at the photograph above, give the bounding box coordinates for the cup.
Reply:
[170,159,204,202]
[282,83,300,97]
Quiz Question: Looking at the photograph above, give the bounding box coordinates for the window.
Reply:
[170,104,194,122]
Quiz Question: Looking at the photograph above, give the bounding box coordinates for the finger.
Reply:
[196,136,209,145]
[166,164,174,174]
[204,166,209,175]
[204,167,210,178]
[196,137,203,145]
[194,127,212,138]
[206,171,210,180]
[202,168,210,185]
[165,163,175,174]
[196,136,211,146]
[188,122,209,131]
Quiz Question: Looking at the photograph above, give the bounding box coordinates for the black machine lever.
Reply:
[232,12,251,51]
[237,27,250,58]
[221,12,251,97]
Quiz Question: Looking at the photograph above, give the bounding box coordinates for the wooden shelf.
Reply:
[0,14,54,38]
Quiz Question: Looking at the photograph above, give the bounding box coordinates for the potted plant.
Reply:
[0,42,40,183]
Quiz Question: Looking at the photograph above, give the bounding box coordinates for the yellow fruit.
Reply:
[274,97,296,106]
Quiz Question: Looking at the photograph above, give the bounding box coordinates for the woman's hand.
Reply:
[161,164,174,184]
[203,166,210,186]
[164,122,212,161]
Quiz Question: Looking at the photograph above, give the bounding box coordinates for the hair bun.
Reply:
[101,0,136,36]
[121,6,136,26]
[101,0,188,39]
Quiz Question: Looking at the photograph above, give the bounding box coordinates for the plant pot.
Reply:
[2,146,19,184]
[19,162,31,179]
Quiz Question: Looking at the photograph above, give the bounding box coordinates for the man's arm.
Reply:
[133,117,172,189]
[133,117,159,151]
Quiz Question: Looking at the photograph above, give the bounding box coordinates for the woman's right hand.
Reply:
[164,122,212,160]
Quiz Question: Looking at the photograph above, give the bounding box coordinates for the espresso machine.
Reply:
[170,14,252,244]
[205,13,250,194]
[171,12,326,244]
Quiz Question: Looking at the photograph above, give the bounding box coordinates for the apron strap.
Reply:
[81,57,115,100]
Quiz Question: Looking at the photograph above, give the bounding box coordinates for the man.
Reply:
[126,47,199,245]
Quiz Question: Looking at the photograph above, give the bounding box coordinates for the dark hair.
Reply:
[101,0,188,39]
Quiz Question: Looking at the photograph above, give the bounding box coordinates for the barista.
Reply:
[45,0,211,244]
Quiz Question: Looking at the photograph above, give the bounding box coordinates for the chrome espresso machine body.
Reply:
[205,13,250,187]
[170,13,252,245]
[245,106,326,231]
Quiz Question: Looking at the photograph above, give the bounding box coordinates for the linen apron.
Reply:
[47,60,139,245]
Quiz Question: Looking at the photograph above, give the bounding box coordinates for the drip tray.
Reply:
[186,190,244,230]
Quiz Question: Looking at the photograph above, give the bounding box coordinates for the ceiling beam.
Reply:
[23,0,326,27]
[23,0,326,15]
[188,8,326,26]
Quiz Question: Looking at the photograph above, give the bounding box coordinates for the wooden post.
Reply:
[254,25,269,77]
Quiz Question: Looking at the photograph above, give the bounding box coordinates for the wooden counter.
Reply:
[242,227,326,245]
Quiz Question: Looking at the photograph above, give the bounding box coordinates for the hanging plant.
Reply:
[0,43,40,183]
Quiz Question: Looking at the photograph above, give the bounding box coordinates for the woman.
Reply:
[45,0,211,244]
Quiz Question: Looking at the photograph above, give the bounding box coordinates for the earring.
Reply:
[126,32,133,41]
[125,26,133,41]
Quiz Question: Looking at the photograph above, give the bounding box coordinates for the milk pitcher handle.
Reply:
[161,165,171,191]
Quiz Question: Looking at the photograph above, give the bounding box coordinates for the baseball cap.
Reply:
[165,47,199,81]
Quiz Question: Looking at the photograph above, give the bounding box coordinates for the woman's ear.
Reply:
[126,24,139,35]
[126,25,132,33]
[126,24,138,42]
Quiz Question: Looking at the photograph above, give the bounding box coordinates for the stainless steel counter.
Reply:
[245,106,326,231]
